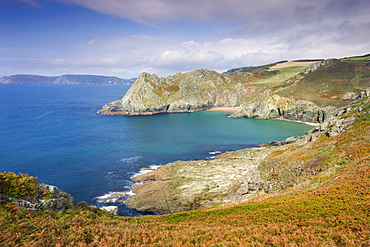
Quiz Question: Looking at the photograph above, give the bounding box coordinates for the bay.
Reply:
[0,84,313,216]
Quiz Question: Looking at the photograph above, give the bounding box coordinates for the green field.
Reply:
[250,66,308,84]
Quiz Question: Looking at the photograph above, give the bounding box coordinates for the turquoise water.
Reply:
[0,85,313,215]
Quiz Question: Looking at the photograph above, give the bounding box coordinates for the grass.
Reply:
[277,59,370,107]
[341,54,370,61]
[250,66,308,85]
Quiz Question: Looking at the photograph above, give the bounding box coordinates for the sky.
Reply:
[1,0,370,79]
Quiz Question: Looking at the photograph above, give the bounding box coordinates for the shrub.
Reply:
[0,172,37,199]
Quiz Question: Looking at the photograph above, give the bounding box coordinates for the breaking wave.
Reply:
[120,156,142,163]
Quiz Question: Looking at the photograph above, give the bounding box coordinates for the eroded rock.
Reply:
[126,147,276,214]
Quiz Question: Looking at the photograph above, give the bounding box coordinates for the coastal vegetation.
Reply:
[1,54,370,246]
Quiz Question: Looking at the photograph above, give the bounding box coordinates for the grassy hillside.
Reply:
[251,66,309,85]
[277,58,370,107]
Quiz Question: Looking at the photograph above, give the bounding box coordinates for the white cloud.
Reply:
[57,0,370,28]
[3,0,370,78]
[4,28,370,78]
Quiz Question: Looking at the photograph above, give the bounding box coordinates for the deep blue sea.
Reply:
[0,85,313,216]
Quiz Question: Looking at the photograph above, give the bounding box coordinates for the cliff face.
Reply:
[100,69,257,115]
[230,92,336,123]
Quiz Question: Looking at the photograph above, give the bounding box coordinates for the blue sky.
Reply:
[1,0,370,78]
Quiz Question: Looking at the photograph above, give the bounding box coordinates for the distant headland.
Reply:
[0,74,136,85]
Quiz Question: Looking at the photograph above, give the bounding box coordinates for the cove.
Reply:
[0,85,313,216]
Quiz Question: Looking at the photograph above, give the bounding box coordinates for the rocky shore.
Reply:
[126,146,276,214]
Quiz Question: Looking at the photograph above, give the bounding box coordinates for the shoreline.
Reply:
[275,117,320,126]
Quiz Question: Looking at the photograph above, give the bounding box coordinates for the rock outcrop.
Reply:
[125,147,276,214]
[100,69,256,115]
[14,184,76,212]
[230,91,336,123]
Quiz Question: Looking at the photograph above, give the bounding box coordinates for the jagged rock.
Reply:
[342,92,358,100]
[307,87,370,139]
[230,92,335,123]
[356,87,370,100]
[302,59,334,74]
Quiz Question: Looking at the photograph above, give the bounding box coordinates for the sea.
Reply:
[0,84,313,216]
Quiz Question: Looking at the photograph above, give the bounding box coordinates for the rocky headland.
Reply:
[99,69,265,115]
[0,74,136,85]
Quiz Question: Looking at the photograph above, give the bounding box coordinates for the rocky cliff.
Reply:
[230,91,336,123]
[125,88,370,214]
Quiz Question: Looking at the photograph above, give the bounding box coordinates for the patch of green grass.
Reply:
[251,66,308,85]
[341,54,370,61]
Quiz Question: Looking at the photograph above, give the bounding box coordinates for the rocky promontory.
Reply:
[99,69,263,115]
